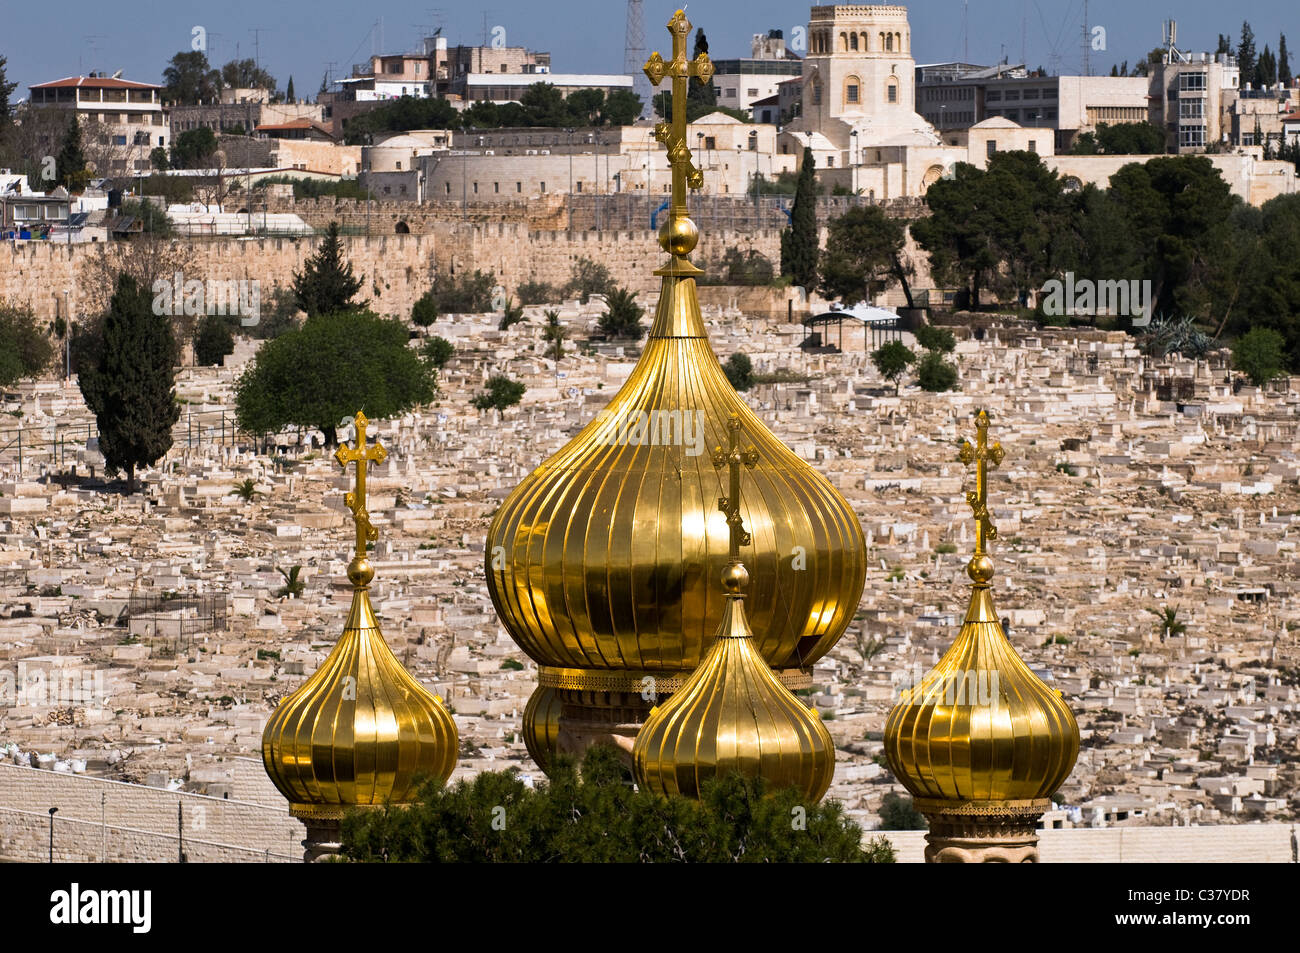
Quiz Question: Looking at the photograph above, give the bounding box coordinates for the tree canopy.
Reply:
[0,301,56,387]
[781,148,819,290]
[340,745,894,863]
[819,205,914,308]
[292,222,367,318]
[235,311,434,446]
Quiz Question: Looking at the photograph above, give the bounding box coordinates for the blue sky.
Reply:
[2,1,1294,97]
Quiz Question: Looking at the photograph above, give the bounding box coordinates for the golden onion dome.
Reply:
[633,422,835,800]
[486,13,865,693]
[262,412,457,819]
[883,411,1079,803]
[522,685,563,772]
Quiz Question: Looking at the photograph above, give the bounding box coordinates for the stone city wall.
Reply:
[0,763,303,863]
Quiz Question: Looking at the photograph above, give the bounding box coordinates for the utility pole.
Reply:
[48,807,57,862]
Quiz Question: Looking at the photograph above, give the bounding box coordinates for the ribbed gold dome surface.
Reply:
[883,587,1079,802]
[632,570,835,801]
[486,277,866,678]
[262,411,457,819]
[883,411,1078,804]
[522,685,562,772]
[262,588,459,817]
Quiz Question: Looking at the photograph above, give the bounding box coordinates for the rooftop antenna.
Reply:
[1163,19,1189,65]
[81,35,105,76]
[1081,0,1090,76]
[963,0,969,63]
[625,0,651,118]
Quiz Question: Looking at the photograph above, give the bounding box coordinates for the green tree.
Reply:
[55,115,90,191]
[285,76,296,104]
[411,291,438,329]
[1094,121,1166,155]
[292,222,366,319]
[518,83,568,126]
[781,148,819,289]
[246,285,303,341]
[421,335,454,370]
[1255,45,1277,88]
[194,315,235,366]
[1107,156,1236,320]
[686,28,718,119]
[230,478,261,502]
[340,745,892,863]
[516,280,561,305]
[498,297,526,332]
[597,288,645,340]
[342,96,462,145]
[170,127,218,169]
[78,274,181,493]
[221,58,276,92]
[542,310,565,362]
[877,793,928,831]
[915,324,956,353]
[471,374,526,412]
[1228,194,1300,370]
[819,205,915,308]
[0,56,18,132]
[1232,327,1286,386]
[602,89,643,126]
[275,565,305,598]
[723,352,755,391]
[1238,22,1257,89]
[0,302,56,387]
[916,350,959,392]
[162,51,220,105]
[427,270,496,313]
[1280,34,1293,87]
[871,340,916,395]
[566,257,614,304]
[1146,605,1187,641]
[118,198,172,235]
[149,147,170,171]
[235,311,434,446]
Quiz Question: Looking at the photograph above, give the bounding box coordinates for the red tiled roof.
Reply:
[30,76,161,90]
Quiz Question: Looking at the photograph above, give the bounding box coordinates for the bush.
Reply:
[723,352,755,391]
[916,351,959,392]
[1233,327,1286,386]
[340,744,894,863]
[516,280,561,306]
[193,315,235,366]
[870,340,916,395]
[721,248,774,286]
[421,336,454,370]
[566,257,614,304]
[596,288,645,340]
[914,324,956,354]
[877,793,928,831]
[471,374,526,412]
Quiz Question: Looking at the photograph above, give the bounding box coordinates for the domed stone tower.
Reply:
[487,9,867,770]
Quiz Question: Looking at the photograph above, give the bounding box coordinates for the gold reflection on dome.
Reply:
[488,11,866,756]
[883,411,1079,803]
[633,417,835,800]
[262,412,458,819]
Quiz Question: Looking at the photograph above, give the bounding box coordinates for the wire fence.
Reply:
[560,192,924,233]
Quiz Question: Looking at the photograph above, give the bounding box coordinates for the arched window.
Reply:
[850,33,858,51]
[861,32,869,51]
[844,74,861,106]
[840,32,848,52]
[896,33,903,52]
[885,33,893,52]
[879,32,885,50]
[886,77,899,104]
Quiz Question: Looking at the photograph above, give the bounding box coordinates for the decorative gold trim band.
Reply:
[538,665,813,693]
[913,797,1052,818]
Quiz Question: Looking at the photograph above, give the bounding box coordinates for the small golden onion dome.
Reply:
[522,685,563,772]
[883,411,1078,803]
[632,561,835,801]
[261,411,457,819]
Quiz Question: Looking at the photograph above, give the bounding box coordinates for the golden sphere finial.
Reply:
[721,561,749,594]
[347,556,374,587]
[966,553,994,585]
[659,214,699,256]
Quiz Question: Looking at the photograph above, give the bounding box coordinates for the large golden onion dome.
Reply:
[634,420,835,800]
[488,11,866,765]
[522,685,562,772]
[262,413,457,824]
[884,412,1078,805]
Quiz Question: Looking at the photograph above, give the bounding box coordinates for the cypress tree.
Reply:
[1279,34,1292,88]
[286,75,296,104]
[780,147,819,290]
[291,220,366,318]
[79,274,181,494]
[56,114,89,191]
[686,29,717,118]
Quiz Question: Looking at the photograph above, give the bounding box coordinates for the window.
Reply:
[987,140,997,157]
[826,155,833,167]
[747,88,758,97]
[724,88,736,98]
[396,161,402,170]
[886,79,898,104]
[1180,125,1206,147]
[1180,71,1207,91]
[846,79,860,104]
[516,182,522,192]
[494,182,499,193]
[501,64,508,73]
[704,136,716,149]
[1005,90,1020,101]
[576,181,582,192]
[812,83,822,105]
[473,182,478,193]
[1180,99,1204,119]
[445,182,451,194]
[1028,140,1037,153]
[1024,88,1040,99]
[540,181,546,192]
[111,135,127,146]
[850,33,859,51]
[987,90,1002,102]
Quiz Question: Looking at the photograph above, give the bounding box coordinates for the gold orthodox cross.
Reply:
[644,10,712,233]
[712,414,759,561]
[334,411,387,560]
[958,409,1004,554]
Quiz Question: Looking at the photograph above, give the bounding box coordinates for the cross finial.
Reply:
[334,411,388,569]
[958,410,1004,577]
[711,414,759,563]
[644,9,713,274]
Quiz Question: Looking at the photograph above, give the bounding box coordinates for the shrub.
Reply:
[566,257,614,304]
[596,288,645,340]
[916,351,959,392]
[194,315,236,366]
[723,352,755,391]
[516,280,561,306]
[915,324,956,354]
[471,374,526,412]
